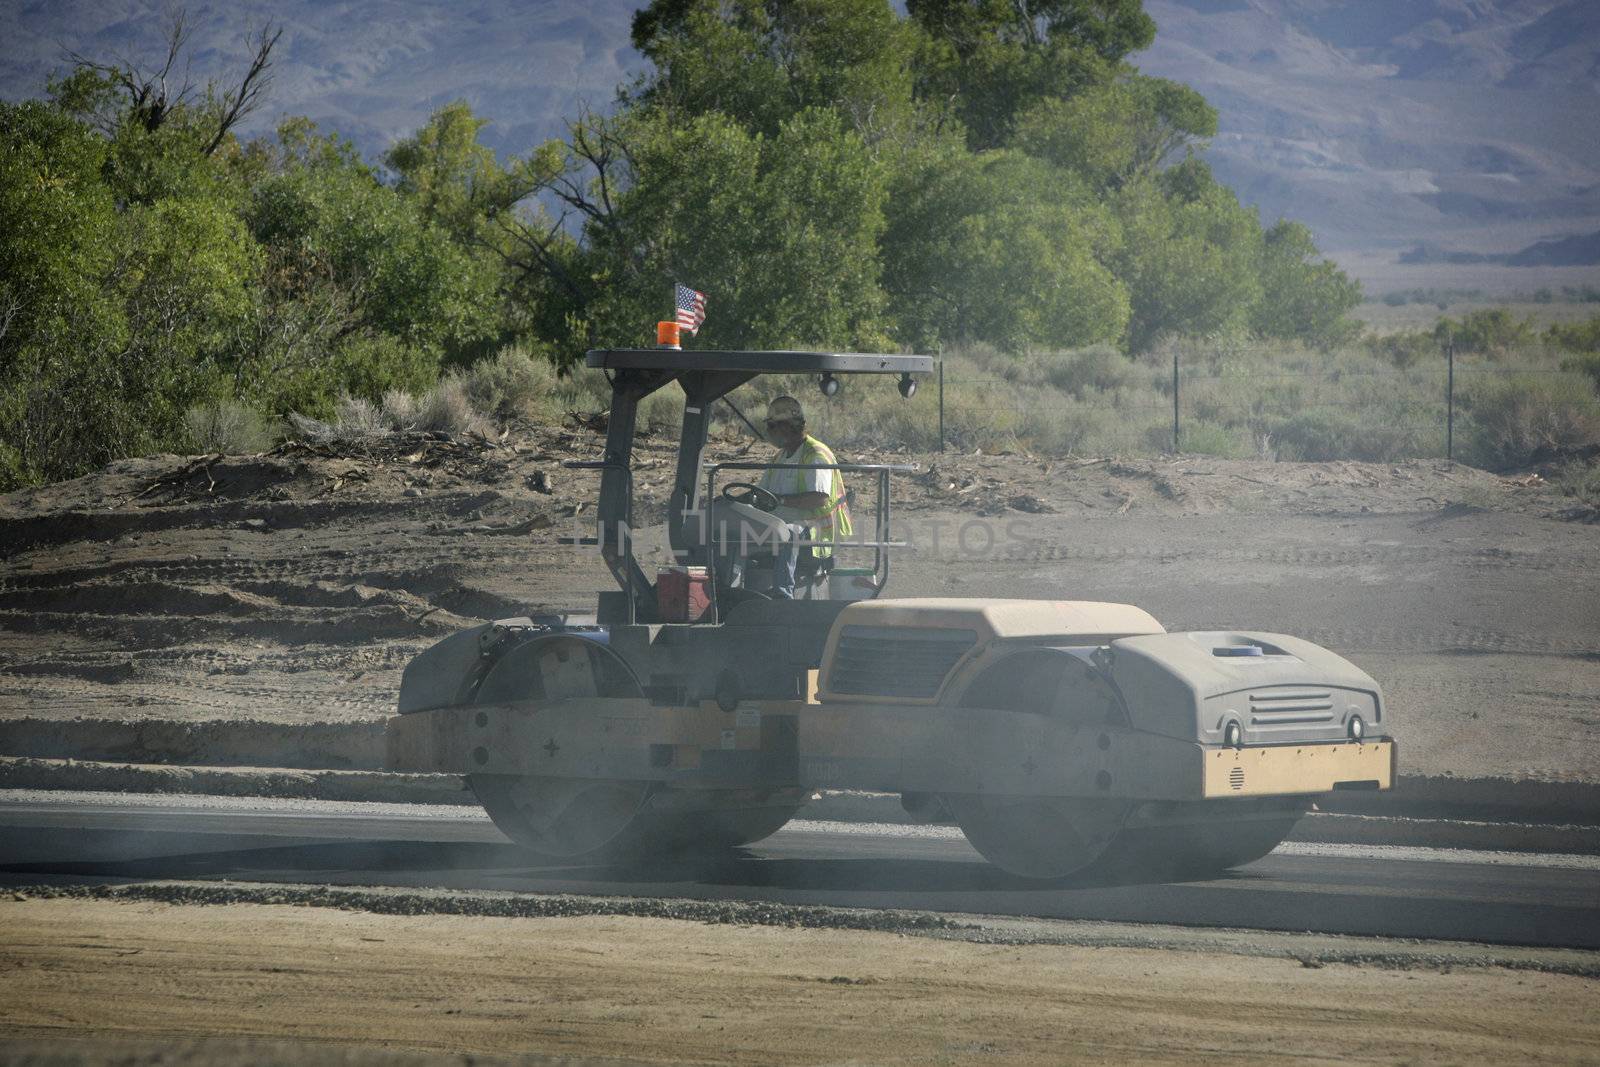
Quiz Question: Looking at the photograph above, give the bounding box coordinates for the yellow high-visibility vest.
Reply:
[759,435,852,556]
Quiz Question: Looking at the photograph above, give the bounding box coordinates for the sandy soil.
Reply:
[2,897,1597,1065]
[1,427,1597,781]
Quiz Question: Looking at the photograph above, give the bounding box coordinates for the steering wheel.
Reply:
[721,482,780,512]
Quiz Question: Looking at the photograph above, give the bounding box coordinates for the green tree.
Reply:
[882,148,1128,351]
[505,107,891,361]
[907,0,1156,148]
[0,101,126,486]
[629,0,918,143]
[384,101,518,243]
[247,120,499,376]
[0,98,258,487]
[1010,74,1215,189]
[1109,160,1264,351]
[1250,220,1362,348]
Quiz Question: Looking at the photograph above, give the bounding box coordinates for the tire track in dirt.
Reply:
[0,607,472,648]
[0,548,571,594]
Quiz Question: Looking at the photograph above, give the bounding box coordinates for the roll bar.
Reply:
[576,348,933,623]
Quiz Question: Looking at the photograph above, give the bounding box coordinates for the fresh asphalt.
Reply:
[2,790,1597,951]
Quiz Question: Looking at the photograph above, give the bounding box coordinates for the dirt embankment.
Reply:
[1,426,1597,782]
[2,896,1597,1066]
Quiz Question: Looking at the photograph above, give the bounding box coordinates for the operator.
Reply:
[756,395,852,599]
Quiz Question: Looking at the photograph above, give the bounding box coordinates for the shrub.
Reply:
[1367,330,1438,369]
[380,389,419,430]
[1562,352,1600,393]
[1545,314,1600,353]
[637,388,684,435]
[1550,459,1600,508]
[1435,308,1536,357]
[331,334,440,405]
[1272,407,1434,462]
[413,375,482,435]
[333,396,387,437]
[461,345,560,423]
[1458,373,1600,467]
[183,400,277,454]
[1177,419,1250,458]
[1041,345,1138,399]
[1018,398,1112,454]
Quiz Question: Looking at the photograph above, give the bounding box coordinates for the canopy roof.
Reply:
[585,349,934,375]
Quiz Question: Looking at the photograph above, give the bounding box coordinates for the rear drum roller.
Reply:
[469,634,802,863]
[470,774,654,859]
[471,776,802,861]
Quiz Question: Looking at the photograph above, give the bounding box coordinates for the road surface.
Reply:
[2,790,1597,950]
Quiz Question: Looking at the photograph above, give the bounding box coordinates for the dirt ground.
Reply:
[1,425,1597,781]
[1,897,1597,1065]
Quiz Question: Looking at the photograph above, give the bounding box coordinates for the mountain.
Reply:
[1139,0,1600,265]
[1400,229,1600,266]
[3,0,1598,285]
[0,0,644,158]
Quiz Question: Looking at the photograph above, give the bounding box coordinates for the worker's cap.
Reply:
[765,395,805,426]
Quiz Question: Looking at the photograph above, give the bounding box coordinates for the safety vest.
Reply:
[760,435,852,556]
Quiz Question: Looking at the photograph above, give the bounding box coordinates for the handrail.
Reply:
[705,461,920,473]
[703,461,913,603]
[560,458,915,616]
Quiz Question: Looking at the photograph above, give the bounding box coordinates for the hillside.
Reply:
[3,0,1598,286]
[1140,0,1600,272]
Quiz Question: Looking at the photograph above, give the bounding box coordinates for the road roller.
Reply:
[386,347,1395,880]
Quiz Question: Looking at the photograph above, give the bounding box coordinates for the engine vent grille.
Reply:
[1248,689,1335,727]
[1229,766,1245,791]
[827,625,978,699]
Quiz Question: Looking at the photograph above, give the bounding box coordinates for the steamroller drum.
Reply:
[1082,799,1310,882]
[943,794,1132,880]
[471,776,803,860]
[681,799,807,850]
[470,774,655,858]
[468,634,801,863]
[944,648,1133,879]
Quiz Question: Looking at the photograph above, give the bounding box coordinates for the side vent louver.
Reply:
[827,626,978,699]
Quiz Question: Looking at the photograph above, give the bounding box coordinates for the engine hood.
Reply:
[1106,631,1385,745]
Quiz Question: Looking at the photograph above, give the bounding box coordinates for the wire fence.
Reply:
[915,342,1584,461]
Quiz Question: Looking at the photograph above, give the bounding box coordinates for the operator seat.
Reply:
[705,497,833,598]
[706,497,793,558]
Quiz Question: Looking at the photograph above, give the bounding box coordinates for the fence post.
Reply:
[937,358,945,454]
[1172,350,1181,453]
[1446,339,1454,463]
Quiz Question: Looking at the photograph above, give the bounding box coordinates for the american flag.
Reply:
[675,283,706,335]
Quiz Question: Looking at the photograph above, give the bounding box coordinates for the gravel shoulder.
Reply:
[1,430,1596,783]
[3,894,1598,1065]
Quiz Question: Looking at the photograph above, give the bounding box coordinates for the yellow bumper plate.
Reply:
[1201,740,1394,798]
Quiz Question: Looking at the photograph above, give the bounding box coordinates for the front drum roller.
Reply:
[943,794,1305,882]
[1081,798,1309,881]
[465,634,802,863]
[942,647,1305,882]
[942,794,1131,879]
